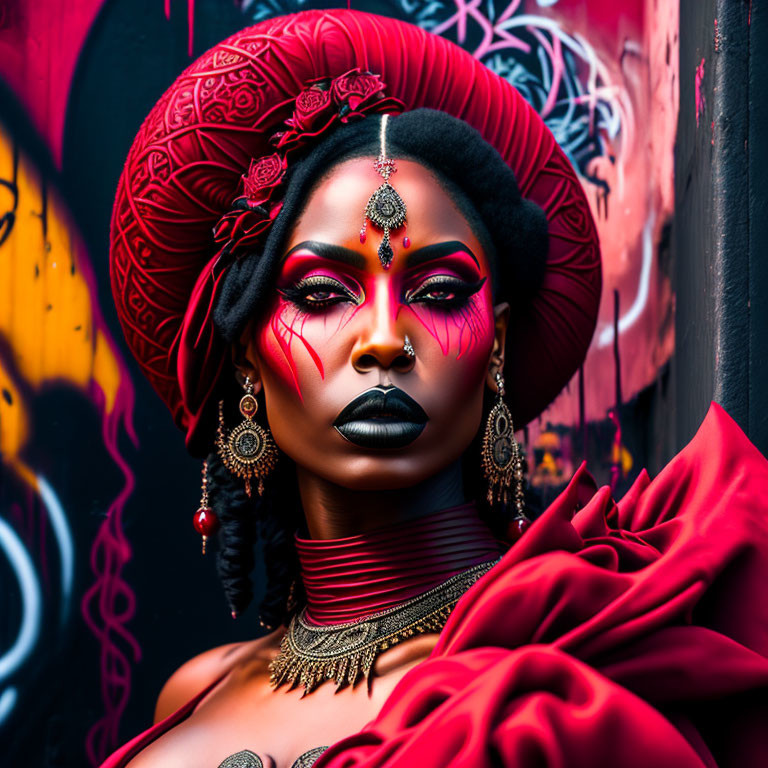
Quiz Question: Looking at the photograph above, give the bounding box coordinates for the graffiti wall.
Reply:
[0,1,678,764]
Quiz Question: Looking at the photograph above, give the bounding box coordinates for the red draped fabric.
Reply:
[316,402,768,767]
[101,403,768,767]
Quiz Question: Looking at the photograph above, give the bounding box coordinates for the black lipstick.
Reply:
[334,386,428,449]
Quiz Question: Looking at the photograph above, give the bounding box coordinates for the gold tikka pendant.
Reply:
[364,180,406,268]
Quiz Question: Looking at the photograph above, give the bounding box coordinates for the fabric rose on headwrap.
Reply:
[212,198,284,255]
[273,70,401,150]
[332,70,386,113]
[243,154,287,207]
[212,68,405,263]
[212,151,287,252]
[288,83,334,132]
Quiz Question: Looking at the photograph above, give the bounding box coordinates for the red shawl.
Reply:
[316,402,768,767]
[101,403,768,767]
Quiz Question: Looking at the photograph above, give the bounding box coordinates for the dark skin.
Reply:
[126,158,509,767]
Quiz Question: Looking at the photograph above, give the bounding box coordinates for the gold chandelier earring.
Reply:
[481,371,527,524]
[216,376,278,497]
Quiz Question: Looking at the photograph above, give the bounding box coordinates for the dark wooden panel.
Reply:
[673,0,759,450]
[749,0,768,456]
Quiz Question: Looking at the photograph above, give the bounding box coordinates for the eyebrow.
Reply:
[283,240,479,269]
[404,241,480,269]
[283,241,366,269]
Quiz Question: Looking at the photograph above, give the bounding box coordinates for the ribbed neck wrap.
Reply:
[295,503,500,625]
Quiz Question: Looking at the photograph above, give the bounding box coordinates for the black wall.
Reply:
[674,0,768,455]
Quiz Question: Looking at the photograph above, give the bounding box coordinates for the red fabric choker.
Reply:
[295,503,501,625]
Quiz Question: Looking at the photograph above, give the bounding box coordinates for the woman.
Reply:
[103,9,768,768]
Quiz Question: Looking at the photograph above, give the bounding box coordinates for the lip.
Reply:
[334,386,428,449]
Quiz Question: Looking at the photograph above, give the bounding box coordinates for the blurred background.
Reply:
[0,0,765,765]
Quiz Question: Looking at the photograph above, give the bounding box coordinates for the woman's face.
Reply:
[239,157,508,491]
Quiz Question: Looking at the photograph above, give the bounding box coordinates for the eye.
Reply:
[280,275,360,311]
[405,275,485,308]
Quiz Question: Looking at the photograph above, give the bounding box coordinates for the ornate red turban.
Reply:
[109,9,601,455]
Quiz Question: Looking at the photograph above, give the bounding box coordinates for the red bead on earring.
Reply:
[506,514,531,543]
[193,459,219,554]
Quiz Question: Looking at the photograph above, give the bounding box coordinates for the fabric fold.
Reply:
[316,403,768,767]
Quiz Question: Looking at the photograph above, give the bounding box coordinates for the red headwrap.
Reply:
[109,9,601,454]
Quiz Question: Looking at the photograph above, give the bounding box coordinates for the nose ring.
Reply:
[403,335,415,359]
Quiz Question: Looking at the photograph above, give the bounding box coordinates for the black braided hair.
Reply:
[209,109,549,621]
[256,457,303,628]
[206,449,258,618]
[207,441,303,626]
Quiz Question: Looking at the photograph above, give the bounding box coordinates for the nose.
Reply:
[351,287,415,374]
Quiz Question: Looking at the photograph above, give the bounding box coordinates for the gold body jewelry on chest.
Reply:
[269,559,497,694]
[217,746,328,768]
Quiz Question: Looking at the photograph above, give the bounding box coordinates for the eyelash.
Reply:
[404,275,486,309]
[279,275,360,311]
[281,274,485,312]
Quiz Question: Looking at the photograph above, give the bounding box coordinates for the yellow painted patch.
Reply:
[0,122,122,468]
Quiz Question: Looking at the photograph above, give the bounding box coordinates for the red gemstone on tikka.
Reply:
[193,507,219,537]
[403,236,411,248]
[359,230,367,244]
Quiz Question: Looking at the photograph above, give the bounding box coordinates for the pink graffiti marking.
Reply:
[163,0,196,56]
[81,381,139,766]
[695,58,706,128]
[608,407,622,492]
[74,249,140,767]
[433,0,516,58]
[528,27,564,118]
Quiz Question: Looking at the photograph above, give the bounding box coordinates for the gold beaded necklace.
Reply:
[269,559,498,694]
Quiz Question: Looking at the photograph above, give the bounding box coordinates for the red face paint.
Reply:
[258,245,494,400]
[245,157,505,493]
[400,249,494,362]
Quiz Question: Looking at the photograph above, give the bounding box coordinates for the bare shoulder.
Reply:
[153,630,282,723]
